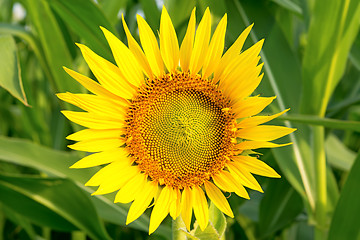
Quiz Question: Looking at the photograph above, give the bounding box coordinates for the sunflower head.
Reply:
[58,6,295,234]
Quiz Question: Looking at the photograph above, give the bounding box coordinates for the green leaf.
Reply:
[208,203,226,237]
[0,0,12,22]
[283,221,314,240]
[328,151,360,240]
[192,222,220,240]
[0,35,28,106]
[0,23,54,86]
[0,136,171,238]
[48,0,116,61]
[0,174,110,240]
[325,134,356,171]
[271,0,302,16]
[164,0,194,39]
[23,0,81,93]
[258,178,303,238]
[301,0,360,116]
[1,205,40,240]
[350,32,360,70]
[182,203,226,240]
[277,114,360,132]
[139,0,161,31]
[100,0,128,25]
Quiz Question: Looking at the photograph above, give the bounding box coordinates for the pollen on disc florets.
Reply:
[125,71,236,189]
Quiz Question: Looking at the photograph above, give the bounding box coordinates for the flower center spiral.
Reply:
[126,72,236,188]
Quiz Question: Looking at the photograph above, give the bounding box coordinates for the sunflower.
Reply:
[58,7,295,234]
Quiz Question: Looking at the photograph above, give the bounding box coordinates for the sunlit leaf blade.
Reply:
[258,178,303,238]
[271,0,302,16]
[301,0,360,116]
[328,152,360,240]
[0,136,171,238]
[277,114,360,132]
[23,0,81,93]
[325,134,356,171]
[0,35,28,106]
[48,0,115,61]
[0,175,110,240]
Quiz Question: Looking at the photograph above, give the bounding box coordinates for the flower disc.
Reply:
[127,72,235,188]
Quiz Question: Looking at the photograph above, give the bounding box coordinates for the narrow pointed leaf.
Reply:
[328,152,360,240]
[0,175,110,240]
[48,0,116,61]
[0,35,28,106]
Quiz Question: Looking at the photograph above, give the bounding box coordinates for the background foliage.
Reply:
[0,0,359,239]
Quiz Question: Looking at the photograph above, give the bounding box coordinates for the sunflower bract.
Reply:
[58,6,295,234]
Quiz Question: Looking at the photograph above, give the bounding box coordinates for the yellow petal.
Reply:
[137,15,164,77]
[149,186,174,234]
[227,162,263,192]
[61,111,124,129]
[204,181,233,218]
[232,96,276,119]
[237,109,289,128]
[219,39,264,87]
[236,125,296,141]
[92,165,140,195]
[169,188,181,220]
[192,186,209,231]
[67,129,124,141]
[68,138,124,152]
[237,140,292,150]
[114,173,147,203]
[223,62,264,101]
[202,14,227,79]
[57,93,126,119]
[76,44,137,99]
[126,181,158,224]
[181,187,193,231]
[232,155,281,178]
[160,7,179,72]
[70,148,129,168]
[179,8,196,72]
[122,15,153,79]
[63,67,127,103]
[85,159,132,186]
[214,24,253,82]
[189,8,211,75]
[213,171,249,199]
[100,27,143,87]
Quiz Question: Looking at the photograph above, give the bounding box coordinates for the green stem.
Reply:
[172,216,187,240]
[314,126,327,240]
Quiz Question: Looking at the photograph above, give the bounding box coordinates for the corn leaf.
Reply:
[0,35,28,106]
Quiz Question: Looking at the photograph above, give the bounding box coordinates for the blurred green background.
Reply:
[0,0,360,239]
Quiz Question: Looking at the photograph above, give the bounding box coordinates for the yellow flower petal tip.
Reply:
[59,6,295,234]
[69,163,80,169]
